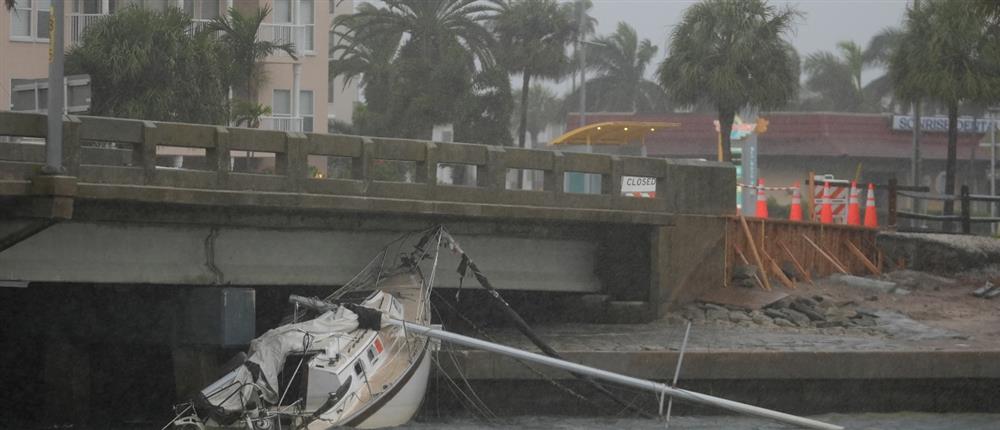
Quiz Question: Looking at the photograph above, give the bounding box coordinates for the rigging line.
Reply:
[461,255,654,418]
[430,291,593,405]
[432,346,496,421]
[443,343,497,419]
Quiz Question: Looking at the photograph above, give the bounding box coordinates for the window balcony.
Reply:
[70,13,108,44]
[260,116,303,132]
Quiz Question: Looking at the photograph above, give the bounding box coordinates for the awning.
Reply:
[549,121,681,146]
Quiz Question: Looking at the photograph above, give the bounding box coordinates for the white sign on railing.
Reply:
[892,115,999,134]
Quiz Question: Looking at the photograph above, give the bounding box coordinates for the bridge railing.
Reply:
[0,112,735,217]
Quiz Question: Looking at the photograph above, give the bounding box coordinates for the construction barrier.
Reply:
[789,182,803,221]
[755,179,769,219]
[846,181,861,226]
[864,183,878,228]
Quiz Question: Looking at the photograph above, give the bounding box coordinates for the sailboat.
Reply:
[171,226,842,430]
[172,229,446,430]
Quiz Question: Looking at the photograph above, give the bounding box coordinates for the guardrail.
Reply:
[0,112,735,222]
[887,178,1000,234]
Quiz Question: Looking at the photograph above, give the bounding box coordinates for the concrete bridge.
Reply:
[1,111,735,314]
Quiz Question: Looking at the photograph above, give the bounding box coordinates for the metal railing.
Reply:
[259,23,303,54]
[260,116,303,132]
[888,178,1000,234]
[70,13,107,43]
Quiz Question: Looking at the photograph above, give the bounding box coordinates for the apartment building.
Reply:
[1,0,357,133]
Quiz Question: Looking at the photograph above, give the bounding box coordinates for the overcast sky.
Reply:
[588,0,909,83]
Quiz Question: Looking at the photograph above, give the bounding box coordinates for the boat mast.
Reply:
[387,319,843,430]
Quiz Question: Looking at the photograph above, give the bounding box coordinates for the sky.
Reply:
[587,0,909,84]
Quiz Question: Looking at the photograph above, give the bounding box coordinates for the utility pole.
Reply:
[991,108,998,235]
[577,0,586,129]
[44,0,66,175]
[911,101,922,218]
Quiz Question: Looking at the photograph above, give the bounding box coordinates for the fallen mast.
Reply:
[389,319,843,430]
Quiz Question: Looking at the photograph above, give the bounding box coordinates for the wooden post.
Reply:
[888,178,898,230]
[740,216,772,290]
[961,185,971,234]
[807,171,816,222]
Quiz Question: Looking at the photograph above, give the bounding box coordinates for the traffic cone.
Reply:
[863,183,878,228]
[846,181,861,226]
[755,179,768,219]
[789,182,803,221]
[820,181,833,224]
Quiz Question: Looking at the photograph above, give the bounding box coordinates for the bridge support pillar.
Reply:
[651,216,727,316]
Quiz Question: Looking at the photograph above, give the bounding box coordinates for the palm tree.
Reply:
[570,22,669,113]
[332,0,497,138]
[66,6,229,124]
[334,0,496,68]
[208,6,296,102]
[890,0,1000,216]
[860,28,902,111]
[658,0,800,162]
[330,4,403,114]
[512,83,562,147]
[802,41,865,111]
[494,0,576,149]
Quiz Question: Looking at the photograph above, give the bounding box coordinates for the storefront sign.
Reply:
[891,115,998,134]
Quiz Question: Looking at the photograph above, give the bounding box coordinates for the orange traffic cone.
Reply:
[820,181,833,224]
[863,183,878,228]
[846,181,861,226]
[755,179,768,219]
[789,182,803,221]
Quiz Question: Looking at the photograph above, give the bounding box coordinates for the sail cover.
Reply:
[197,305,362,422]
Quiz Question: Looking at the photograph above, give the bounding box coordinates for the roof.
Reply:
[565,112,990,160]
[550,121,680,146]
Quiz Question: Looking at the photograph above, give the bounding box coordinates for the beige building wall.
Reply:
[1,0,356,132]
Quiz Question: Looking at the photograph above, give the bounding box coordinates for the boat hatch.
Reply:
[278,351,319,406]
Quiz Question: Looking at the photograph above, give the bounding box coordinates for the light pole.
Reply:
[990,107,999,235]
[44,0,66,175]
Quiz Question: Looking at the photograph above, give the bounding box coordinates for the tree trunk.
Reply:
[718,109,735,162]
[944,101,958,216]
[517,72,531,149]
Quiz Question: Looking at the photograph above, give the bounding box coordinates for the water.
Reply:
[396,413,1000,430]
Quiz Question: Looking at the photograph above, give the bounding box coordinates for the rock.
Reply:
[728,311,751,323]
[816,320,847,329]
[866,295,879,301]
[682,306,705,323]
[700,303,728,312]
[790,300,826,322]
[885,269,958,290]
[891,287,912,296]
[856,308,880,319]
[773,317,795,327]
[779,261,800,281]
[705,307,728,322]
[733,264,759,280]
[781,308,813,327]
[764,308,787,320]
[750,311,769,325]
[765,296,793,310]
[832,274,897,293]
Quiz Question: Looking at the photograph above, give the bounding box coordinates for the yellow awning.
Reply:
[549,121,681,146]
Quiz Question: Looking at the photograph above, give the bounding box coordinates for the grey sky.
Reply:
[588,0,909,83]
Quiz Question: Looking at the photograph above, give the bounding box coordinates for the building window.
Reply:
[10,0,51,42]
[274,0,292,23]
[300,0,314,53]
[300,90,314,132]
[272,89,291,114]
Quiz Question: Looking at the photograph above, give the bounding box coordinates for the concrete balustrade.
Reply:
[0,111,735,224]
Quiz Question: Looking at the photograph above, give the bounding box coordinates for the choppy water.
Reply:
[396,413,1000,429]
